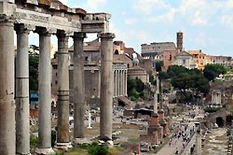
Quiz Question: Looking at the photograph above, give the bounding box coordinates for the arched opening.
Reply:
[216,117,224,127]
[114,49,119,54]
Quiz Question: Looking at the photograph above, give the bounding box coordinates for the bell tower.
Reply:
[176,31,183,52]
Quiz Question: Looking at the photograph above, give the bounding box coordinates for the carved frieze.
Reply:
[11,8,110,33]
[13,11,49,23]
[13,8,82,32]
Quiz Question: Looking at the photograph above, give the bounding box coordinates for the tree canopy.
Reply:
[127,77,151,101]
[154,61,163,72]
[163,65,211,102]
[203,64,227,81]
[29,55,39,91]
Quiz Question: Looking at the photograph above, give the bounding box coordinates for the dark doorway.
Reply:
[114,50,119,54]
[216,117,224,127]
[118,100,125,107]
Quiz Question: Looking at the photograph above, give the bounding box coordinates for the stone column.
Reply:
[121,69,124,96]
[119,70,121,96]
[153,87,158,114]
[15,24,33,155]
[115,70,118,96]
[125,70,127,96]
[99,33,115,142]
[72,32,86,141]
[0,14,15,155]
[35,27,55,155]
[55,31,71,148]
[114,70,117,97]
[122,70,124,96]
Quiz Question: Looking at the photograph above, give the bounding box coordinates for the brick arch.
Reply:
[205,108,227,128]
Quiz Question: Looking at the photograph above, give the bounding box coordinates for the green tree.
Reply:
[154,61,163,72]
[203,64,227,81]
[167,65,188,77]
[171,72,210,102]
[29,55,39,91]
[203,69,216,81]
[127,77,151,101]
[149,75,156,85]
[158,71,170,80]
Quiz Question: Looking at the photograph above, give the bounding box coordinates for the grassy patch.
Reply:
[57,147,87,155]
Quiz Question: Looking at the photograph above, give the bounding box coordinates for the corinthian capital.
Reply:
[35,27,57,36]
[14,24,35,34]
[0,14,14,23]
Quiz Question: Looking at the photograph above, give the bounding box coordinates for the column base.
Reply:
[35,147,55,155]
[72,138,91,146]
[87,126,92,129]
[16,153,31,155]
[99,140,114,147]
[54,142,72,151]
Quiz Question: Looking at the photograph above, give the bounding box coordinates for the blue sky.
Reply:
[29,0,233,56]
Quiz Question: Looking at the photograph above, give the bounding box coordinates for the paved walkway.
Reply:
[155,106,201,155]
[181,133,196,155]
[155,137,183,155]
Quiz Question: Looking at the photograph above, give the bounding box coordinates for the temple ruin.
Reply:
[0,0,115,154]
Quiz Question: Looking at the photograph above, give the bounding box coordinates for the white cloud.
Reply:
[179,0,206,15]
[121,11,126,16]
[220,15,233,29]
[69,0,107,12]
[132,0,169,15]
[124,18,137,25]
[147,8,176,23]
[189,32,206,47]
[225,0,233,10]
[87,0,107,11]
[191,11,207,26]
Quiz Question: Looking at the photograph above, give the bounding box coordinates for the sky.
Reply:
[28,0,233,56]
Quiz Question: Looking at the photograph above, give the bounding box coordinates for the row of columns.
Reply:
[0,17,115,154]
[113,69,127,97]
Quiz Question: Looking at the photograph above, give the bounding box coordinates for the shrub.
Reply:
[204,107,222,113]
[30,134,38,150]
[81,142,108,155]
[51,130,57,147]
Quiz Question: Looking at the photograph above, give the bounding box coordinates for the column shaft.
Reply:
[99,33,115,141]
[119,70,121,95]
[57,32,70,143]
[117,70,120,96]
[121,70,124,95]
[38,31,52,148]
[115,70,118,96]
[125,70,127,96]
[114,70,116,97]
[153,91,158,114]
[0,16,15,155]
[121,70,123,95]
[73,32,85,138]
[15,24,31,155]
